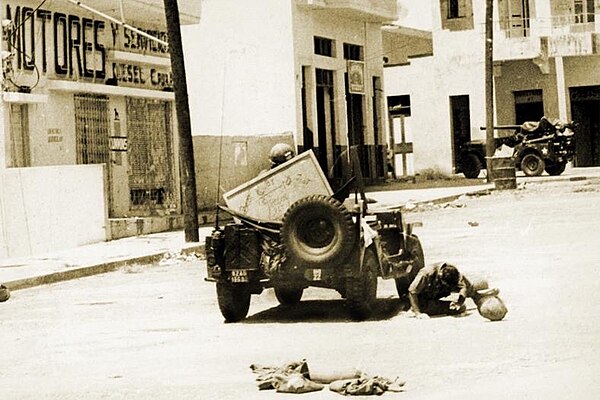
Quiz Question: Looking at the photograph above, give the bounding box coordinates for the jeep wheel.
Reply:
[520,153,545,176]
[216,282,251,322]
[461,153,483,179]
[346,247,378,321]
[395,234,425,298]
[281,195,355,267]
[544,161,566,176]
[274,287,304,306]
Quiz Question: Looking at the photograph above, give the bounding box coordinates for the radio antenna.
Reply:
[214,59,228,229]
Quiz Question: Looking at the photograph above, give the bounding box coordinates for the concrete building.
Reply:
[0,0,200,258]
[384,0,600,177]
[183,0,398,210]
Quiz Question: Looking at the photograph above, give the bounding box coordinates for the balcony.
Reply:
[296,0,397,22]
[494,13,600,61]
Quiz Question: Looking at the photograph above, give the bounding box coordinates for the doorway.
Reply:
[570,86,600,167]
[450,95,471,171]
[315,68,336,177]
[514,89,544,124]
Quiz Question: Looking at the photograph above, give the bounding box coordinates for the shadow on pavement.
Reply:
[243,297,408,324]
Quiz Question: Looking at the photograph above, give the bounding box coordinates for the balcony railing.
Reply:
[498,13,597,39]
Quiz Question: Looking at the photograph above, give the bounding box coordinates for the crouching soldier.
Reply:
[407,262,501,320]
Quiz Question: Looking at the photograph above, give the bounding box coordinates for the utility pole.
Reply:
[485,0,495,182]
[163,0,199,242]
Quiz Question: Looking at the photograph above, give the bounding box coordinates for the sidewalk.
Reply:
[2,165,598,293]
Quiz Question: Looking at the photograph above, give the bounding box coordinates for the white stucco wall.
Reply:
[0,165,108,259]
[384,0,489,174]
[182,0,297,137]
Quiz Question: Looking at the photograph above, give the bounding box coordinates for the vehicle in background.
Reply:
[457,117,577,178]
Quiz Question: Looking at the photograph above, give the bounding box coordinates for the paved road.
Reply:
[2,178,600,399]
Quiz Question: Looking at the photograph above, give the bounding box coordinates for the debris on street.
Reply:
[250,360,406,395]
[158,251,200,266]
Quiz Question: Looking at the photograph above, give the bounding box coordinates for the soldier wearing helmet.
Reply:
[268,143,296,168]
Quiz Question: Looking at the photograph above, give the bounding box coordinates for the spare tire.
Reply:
[281,195,355,267]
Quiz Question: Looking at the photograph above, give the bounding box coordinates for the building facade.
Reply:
[0,0,200,258]
[385,0,600,176]
[184,0,397,210]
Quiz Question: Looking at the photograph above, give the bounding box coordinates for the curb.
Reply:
[4,244,204,292]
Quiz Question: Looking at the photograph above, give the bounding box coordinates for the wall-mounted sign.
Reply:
[109,136,128,152]
[47,128,63,143]
[348,60,365,94]
[4,3,171,90]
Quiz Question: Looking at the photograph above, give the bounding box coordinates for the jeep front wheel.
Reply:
[346,247,378,321]
[216,282,251,322]
[274,287,304,306]
[521,153,545,176]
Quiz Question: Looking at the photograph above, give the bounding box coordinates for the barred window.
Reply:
[74,94,110,165]
[126,98,175,208]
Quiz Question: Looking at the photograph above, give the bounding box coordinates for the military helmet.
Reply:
[269,143,295,166]
[477,295,507,321]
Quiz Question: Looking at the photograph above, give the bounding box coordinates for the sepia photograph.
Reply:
[1,0,599,398]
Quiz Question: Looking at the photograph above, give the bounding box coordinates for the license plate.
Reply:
[312,269,322,281]
[230,269,248,283]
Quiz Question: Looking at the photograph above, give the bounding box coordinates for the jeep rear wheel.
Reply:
[274,287,304,306]
[461,153,483,179]
[216,282,251,323]
[346,247,378,321]
[521,153,545,176]
[545,161,566,176]
[281,195,355,267]
[395,234,425,298]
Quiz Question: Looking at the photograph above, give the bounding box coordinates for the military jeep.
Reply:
[457,117,576,178]
[204,151,425,322]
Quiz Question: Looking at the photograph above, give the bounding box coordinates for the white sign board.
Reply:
[223,150,333,222]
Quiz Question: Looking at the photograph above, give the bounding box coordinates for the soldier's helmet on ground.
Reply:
[269,143,295,167]
[477,295,507,321]
[0,284,10,302]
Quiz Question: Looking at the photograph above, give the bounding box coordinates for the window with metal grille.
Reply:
[74,94,110,165]
[126,97,175,208]
[314,36,335,57]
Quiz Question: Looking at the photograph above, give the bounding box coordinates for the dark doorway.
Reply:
[301,66,313,152]
[514,89,544,124]
[570,86,600,167]
[315,68,336,177]
[450,95,471,170]
[345,80,366,177]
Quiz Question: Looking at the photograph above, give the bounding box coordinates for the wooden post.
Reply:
[164,0,199,242]
[485,0,495,182]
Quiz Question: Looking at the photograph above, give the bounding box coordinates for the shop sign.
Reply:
[548,34,592,57]
[3,3,171,90]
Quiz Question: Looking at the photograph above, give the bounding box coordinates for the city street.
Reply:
[2,178,600,399]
